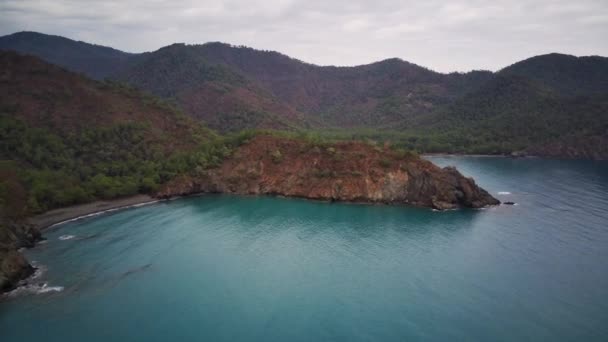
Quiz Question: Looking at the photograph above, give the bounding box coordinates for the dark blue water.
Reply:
[1,157,608,341]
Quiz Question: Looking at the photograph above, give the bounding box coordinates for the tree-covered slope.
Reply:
[196,42,493,127]
[1,32,607,159]
[406,74,608,158]
[0,51,243,213]
[0,31,134,80]
[114,44,313,132]
[0,32,493,130]
[498,53,608,96]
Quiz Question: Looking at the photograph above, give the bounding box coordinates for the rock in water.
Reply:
[0,218,42,293]
[157,135,500,210]
[0,248,34,292]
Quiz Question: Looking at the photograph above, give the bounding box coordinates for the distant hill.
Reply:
[191,42,494,127]
[1,31,607,159]
[0,31,133,79]
[0,32,492,130]
[411,74,608,158]
[498,53,608,96]
[114,43,313,132]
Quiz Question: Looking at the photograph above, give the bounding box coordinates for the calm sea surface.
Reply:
[1,157,608,341]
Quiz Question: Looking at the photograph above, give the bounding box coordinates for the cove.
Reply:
[1,157,608,341]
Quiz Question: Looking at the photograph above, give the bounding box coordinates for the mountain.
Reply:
[499,53,608,96]
[0,31,133,79]
[406,55,608,158]
[1,31,607,159]
[0,32,492,131]
[195,42,494,127]
[114,43,313,132]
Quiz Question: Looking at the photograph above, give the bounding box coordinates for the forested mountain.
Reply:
[1,31,607,159]
[406,74,608,158]
[114,43,312,132]
[195,42,494,127]
[0,31,133,80]
[498,53,608,96]
[0,32,493,130]
[0,51,243,213]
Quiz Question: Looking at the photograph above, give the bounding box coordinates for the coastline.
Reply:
[30,194,160,230]
[422,153,511,158]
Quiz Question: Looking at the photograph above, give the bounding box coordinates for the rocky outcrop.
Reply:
[157,135,499,210]
[0,247,35,292]
[0,219,41,292]
[0,165,42,293]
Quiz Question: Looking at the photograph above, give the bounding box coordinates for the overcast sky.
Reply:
[1,0,607,72]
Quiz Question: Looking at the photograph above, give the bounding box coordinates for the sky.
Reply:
[1,0,607,72]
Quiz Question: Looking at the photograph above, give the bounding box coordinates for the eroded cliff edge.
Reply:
[157,135,500,209]
[0,218,41,292]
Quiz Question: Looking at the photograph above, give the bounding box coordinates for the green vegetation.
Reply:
[0,114,253,213]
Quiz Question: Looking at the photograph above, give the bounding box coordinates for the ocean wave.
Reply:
[59,235,75,240]
[30,264,47,280]
[5,283,64,297]
[498,191,511,195]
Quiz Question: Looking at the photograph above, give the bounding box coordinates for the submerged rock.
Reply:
[157,135,500,210]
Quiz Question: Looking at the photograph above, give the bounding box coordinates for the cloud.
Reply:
[0,0,607,72]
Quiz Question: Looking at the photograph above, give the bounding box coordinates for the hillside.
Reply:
[196,42,494,127]
[499,53,608,96]
[114,44,313,132]
[0,51,232,213]
[0,31,133,80]
[407,69,608,157]
[1,31,607,159]
[0,32,492,130]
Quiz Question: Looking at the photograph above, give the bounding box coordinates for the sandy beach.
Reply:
[30,194,160,230]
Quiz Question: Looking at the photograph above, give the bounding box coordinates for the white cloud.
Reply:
[0,0,607,72]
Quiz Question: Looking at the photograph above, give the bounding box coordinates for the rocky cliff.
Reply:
[157,135,499,209]
[0,166,42,293]
[0,219,41,292]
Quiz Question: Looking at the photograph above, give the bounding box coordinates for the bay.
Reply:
[2,157,608,341]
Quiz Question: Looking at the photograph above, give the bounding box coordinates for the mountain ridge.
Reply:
[1,31,607,160]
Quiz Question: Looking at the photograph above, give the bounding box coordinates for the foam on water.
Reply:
[5,283,64,297]
[58,235,75,241]
[3,264,63,298]
[498,191,511,195]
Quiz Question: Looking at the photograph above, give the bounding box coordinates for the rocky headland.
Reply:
[1,135,500,294]
[157,135,500,210]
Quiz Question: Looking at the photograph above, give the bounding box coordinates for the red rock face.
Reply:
[157,135,500,210]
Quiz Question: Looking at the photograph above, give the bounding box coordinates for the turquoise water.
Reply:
[2,157,608,341]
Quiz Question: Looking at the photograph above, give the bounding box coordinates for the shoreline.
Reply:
[30,194,160,230]
[422,153,512,158]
